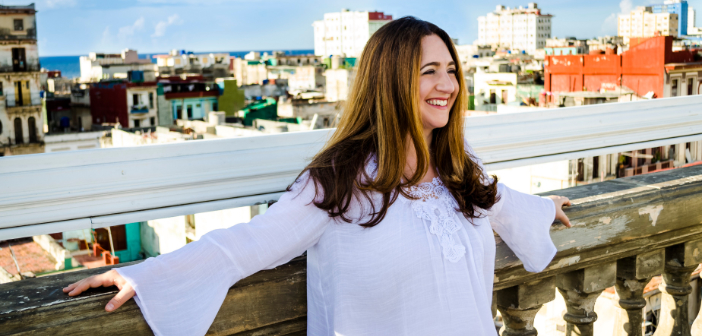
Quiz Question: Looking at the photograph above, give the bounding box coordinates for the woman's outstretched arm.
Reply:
[63,172,330,336]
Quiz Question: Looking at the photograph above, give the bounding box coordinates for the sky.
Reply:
[5,0,702,56]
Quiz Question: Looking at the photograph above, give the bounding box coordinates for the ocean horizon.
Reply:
[39,49,316,79]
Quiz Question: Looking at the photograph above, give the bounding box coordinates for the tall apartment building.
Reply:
[313,9,392,57]
[477,3,553,55]
[618,7,679,41]
[652,0,688,36]
[0,4,44,156]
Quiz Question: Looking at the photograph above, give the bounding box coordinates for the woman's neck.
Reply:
[404,128,437,184]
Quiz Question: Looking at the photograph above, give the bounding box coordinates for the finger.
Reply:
[63,282,79,292]
[106,284,135,312]
[560,213,572,228]
[68,274,112,296]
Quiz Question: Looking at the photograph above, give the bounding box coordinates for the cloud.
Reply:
[118,17,146,41]
[619,0,633,14]
[152,14,182,38]
[45,0,77,8]
[601,0,635,34]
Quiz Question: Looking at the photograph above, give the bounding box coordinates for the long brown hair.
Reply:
[290,16,499,227]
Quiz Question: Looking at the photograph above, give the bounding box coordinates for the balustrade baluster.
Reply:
[496,277,556,336]
[557,262,616,336]
[654,240,702,336]
[613,250,665,336]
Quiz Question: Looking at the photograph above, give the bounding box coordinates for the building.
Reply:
[652,0,689,36]
[313,9,393,57]
[544,36,698,100]
[89,76,159,129]
[79,49,157,83]
[618,6,679,42]
[153,50,230,79]
[0,3,44,156]
[158,75,219,123]
[663,60,701,97]
[544,37,589,55]
[477,3,552,55]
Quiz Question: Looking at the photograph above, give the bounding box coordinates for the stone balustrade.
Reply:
[2,165,702,335]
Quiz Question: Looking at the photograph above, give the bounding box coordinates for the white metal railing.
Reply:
[1,95,702,240]
[5,91,42,108]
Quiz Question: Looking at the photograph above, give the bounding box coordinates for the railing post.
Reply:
[557,262,616,336]
[613,250,665,336]
[655,240,702,336]
[496,277,556,336]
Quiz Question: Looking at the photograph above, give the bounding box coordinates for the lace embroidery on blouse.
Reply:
[403,178,466,263]
[366,157,466,262]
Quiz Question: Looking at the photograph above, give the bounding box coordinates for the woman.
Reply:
[64,17,571,336]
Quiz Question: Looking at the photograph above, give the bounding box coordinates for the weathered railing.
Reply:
[2,95,702,240]
[2,164,702,335]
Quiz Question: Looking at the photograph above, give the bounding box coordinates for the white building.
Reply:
[313,9,393,57]
[689,6,702,35]
[0,4,44,156]
[618,6,679,41]
[153,50,230,78]
[477,3,552,55]
[79,49,157,83]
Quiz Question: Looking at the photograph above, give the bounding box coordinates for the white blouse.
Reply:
[116,143,557,336]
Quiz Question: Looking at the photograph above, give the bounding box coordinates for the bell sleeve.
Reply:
[115,173,330,336]
[464,140,557,273]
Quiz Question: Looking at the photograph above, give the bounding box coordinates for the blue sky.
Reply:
[8,0,702,56]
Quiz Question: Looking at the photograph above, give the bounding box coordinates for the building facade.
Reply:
[618,6,679,41]
[79,49,157,83]
[544,37,589,55]
[0,4,44,156]
[652,0,689,36]
[154,50,230,79]
[89,79,159,129]
[477,3,552,54]
[313,9,392,57]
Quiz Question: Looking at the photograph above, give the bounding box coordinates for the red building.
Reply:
[90,80,159,128]
[545,36,698,99]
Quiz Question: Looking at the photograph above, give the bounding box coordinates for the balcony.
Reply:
[0,58,40,73]
[130,105,150,114]
[0,28,37,41]
[4,92,41,108]
[2,96,702,335]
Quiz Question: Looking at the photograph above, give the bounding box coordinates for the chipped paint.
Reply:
[552,255,580,269]
[599,217,612,225]
[639,204,664,226]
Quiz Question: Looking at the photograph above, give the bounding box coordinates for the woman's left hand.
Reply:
[546,195,572,228]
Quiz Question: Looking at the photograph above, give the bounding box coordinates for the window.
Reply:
[14,117,23,144]
[213,102,218,111]
[28,117,37,143]
[13,19,23,31]
[134,119,140,128]
[150,117,155,126]
[672,79,678,96]
[688,78,694,96]
[187,105,193,118]
[148,92,154,108]
[132,94,139,106]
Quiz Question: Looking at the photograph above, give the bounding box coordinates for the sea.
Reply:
[39,49,316,79]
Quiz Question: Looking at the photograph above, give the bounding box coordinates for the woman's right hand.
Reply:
[63,269,135,312]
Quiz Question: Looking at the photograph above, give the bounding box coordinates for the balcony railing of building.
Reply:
[1,96,702,335]
[5,92,42,108]
[0,58,40,73]
[0,28,36,41]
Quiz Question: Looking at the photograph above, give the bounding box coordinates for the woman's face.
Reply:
[418,34,459,133]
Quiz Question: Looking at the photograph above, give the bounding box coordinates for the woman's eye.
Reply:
[448,69,457,74]
[422,70,435,75]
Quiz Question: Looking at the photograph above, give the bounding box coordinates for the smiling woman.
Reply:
[63,17,571,336]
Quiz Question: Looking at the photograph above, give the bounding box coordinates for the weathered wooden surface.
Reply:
[0,257,306,336]
[494,165,702,290]
[2,165,702,335]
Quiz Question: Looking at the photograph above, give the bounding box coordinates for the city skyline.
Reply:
[8,0,702,56]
